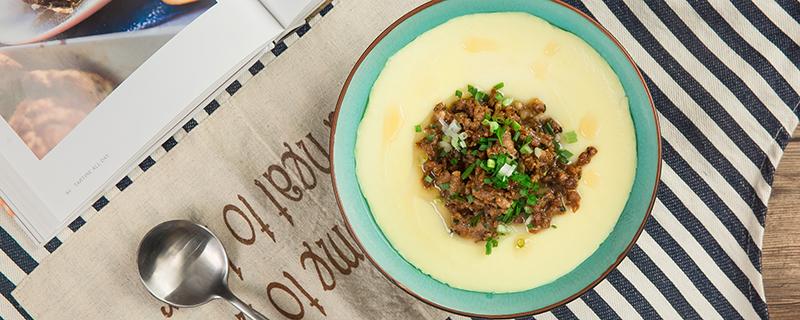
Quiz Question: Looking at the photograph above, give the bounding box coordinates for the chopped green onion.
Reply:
[475,91,486,102]
[495,92,504,101]
[522,136,533,146]
[523,206,533,214]
[562,131,578,144]
[494,82,505,90]
[495,125,506,140]
[424,175,433,183]
[520,144,533,155]
[461,162,477,180]
[450,157,458,165]
[512,131,520,142]
[511,120,521,131]
[527,222,535,229]
[526,195,538,205]
[558,149,573,163]
[485,237,498,255]
[488,121,500,133]
[439,183,450,190]
[466,194,474,203]
[502,97,513,106]
[487,159,496,168]
[544,122,555,135]
[497,163,517,178]
[455,89,463,98]
[415,124,422,132]
[426,134,435,142]
[483,178,493,184]
[467,84,478,96]
[469,215,481,226]
[496,224,511,234]
[501,205,516,223]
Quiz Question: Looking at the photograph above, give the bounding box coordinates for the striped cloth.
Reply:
[1,1,798,319]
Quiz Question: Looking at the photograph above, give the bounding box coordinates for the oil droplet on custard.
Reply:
[532,60,548,80]
[583,171,599,188]
[543,41,560,56]
[383,105,404,142]
[579,114,598,139]
[463,37,497,53]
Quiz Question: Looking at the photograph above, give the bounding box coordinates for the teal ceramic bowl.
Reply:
[330,0,661,317]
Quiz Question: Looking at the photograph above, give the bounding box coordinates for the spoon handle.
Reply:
[222,289,269,320]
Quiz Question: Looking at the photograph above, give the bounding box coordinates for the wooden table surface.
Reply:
[764,127,800,319]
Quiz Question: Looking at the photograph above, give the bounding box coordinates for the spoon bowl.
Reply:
[137,220,268,320]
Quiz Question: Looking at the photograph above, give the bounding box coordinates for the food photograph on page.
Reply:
[0,0,215,159]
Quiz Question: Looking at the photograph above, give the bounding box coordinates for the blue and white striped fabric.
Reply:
[529,1,799,319]
[1,1,798,319]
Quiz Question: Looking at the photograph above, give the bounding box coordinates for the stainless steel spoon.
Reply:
[137,220,268,320]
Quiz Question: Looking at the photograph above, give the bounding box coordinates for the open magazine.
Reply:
[0,0,326,244]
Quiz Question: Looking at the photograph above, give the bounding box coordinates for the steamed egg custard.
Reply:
[355,13,636,293]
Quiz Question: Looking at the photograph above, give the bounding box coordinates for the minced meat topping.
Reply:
[416,83,597,254]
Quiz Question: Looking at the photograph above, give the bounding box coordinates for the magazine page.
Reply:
[260,0,323,29]
[0,0,283,243]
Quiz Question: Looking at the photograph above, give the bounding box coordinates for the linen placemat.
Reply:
[3,0,800,319]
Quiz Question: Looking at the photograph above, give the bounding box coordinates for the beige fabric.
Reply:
[13,1,464,319]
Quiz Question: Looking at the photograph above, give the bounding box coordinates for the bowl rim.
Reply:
[328,0,662,318]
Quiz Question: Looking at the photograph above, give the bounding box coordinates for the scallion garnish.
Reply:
[415,124,422,132]
[469,215,481,227]
[497,163,516,178]
[461,162,477,180]
[494,92,504,101]
[424,175,433,183]
[562,131,578,144]
[557,149,573,163]
[520,144,533,155]
[466,194,474,203]
[502,97,513,106]
[485,236,498,255]
[495,125,506,140]
[523,206,533,214]
[544,122,555,135]
[483,121,499,138]
[467,84,478,96]
[426,134,435,142]
[493,82,505,90]
[439,183,450,190]
[486,158,496,169]
[475,91,486,102]
[455,89,463,98]
[511,120,521,131]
